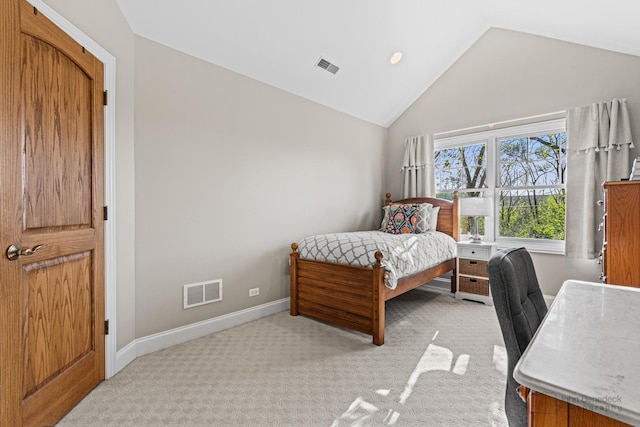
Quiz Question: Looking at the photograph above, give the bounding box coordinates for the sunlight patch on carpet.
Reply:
[453,353,470,375]
[493,344,507,377]
[333,331,476,426]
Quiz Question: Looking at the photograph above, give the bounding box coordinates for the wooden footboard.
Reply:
[290,244,386,344]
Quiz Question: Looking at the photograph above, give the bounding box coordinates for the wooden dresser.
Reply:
[602,181,640,287]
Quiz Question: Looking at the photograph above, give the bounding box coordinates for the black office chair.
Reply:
[487,247,548,427]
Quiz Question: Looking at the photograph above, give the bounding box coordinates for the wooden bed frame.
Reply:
[289,192,459,345]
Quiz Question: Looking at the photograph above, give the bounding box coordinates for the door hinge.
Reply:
[104,319,110,335]
[103,206,108,221]
[103,90,108,106]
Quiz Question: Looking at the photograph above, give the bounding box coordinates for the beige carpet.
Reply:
[57,288,508,426]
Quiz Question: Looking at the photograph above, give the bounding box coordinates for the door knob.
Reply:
[6,244,46,261]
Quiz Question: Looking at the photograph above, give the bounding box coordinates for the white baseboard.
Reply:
[114,339,137,374]
[114,298,290,375]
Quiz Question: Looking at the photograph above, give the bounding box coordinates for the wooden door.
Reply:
[0,1,105,426]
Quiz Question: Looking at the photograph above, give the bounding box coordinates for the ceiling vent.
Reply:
[316,57,340,75]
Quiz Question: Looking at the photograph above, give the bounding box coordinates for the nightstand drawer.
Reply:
[457,245,491,260]
[459,259,488,277]
[458,277,490,296]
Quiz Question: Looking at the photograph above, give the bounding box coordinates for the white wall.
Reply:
[43,0,137,350]
[387,28,640,295]
[133,37,386,337]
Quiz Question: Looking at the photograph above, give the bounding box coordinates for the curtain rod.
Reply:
[433,110,566,140]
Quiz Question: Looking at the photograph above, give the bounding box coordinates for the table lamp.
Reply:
[459,197,492,242]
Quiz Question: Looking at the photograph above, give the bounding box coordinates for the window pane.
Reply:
[499,132,566,187]
[436,147,462,169]
[500,161,528,187]
[435,191,455,200]
[499,188,566,240]
[438,168,463,190]
[500,137,528,162]
[435,143,487,191]
[529,135,555,161]
[530,160,560,185]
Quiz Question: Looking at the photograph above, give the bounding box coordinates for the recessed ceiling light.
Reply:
[390,51,403,65]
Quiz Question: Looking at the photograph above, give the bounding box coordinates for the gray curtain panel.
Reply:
[401,135,435,198]
[565,99,634,259]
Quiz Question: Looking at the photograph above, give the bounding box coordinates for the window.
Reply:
[435,119,566,254]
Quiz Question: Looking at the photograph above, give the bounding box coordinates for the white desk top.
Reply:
[514,280,640,425]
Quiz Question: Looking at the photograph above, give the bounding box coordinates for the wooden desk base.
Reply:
[528,391,631,427]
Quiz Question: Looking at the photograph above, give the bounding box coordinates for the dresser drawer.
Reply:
[458,277,490,296]
[459,258,488,277]
[457,244,491,260]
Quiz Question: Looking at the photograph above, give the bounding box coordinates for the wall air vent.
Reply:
[316,57,340,75]
[183,279,222,309]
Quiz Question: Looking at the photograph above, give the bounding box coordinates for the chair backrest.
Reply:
[487,247,548,427]
[488,247,548,358]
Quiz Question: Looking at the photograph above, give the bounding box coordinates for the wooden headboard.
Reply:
[384,192,459,241]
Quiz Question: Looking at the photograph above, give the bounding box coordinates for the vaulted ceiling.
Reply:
[115,0,640,127]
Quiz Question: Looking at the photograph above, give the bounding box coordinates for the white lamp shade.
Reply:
[459,197,493,217]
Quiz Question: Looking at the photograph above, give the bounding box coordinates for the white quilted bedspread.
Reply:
[297,231,457,289]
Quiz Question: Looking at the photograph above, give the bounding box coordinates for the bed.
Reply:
[289,192,459,345]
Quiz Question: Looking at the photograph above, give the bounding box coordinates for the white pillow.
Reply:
[380,206,390,230]
[415,203,433,233]
[430,206,440,231]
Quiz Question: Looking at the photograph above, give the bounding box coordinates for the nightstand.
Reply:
[456,241,496,305]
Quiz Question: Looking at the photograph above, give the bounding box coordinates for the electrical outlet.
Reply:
[249,287,259,297]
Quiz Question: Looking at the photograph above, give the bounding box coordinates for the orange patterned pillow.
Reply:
[380,203,433,233]
[382,204,419,234]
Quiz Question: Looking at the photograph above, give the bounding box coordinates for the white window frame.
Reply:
[435,119,566,255]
